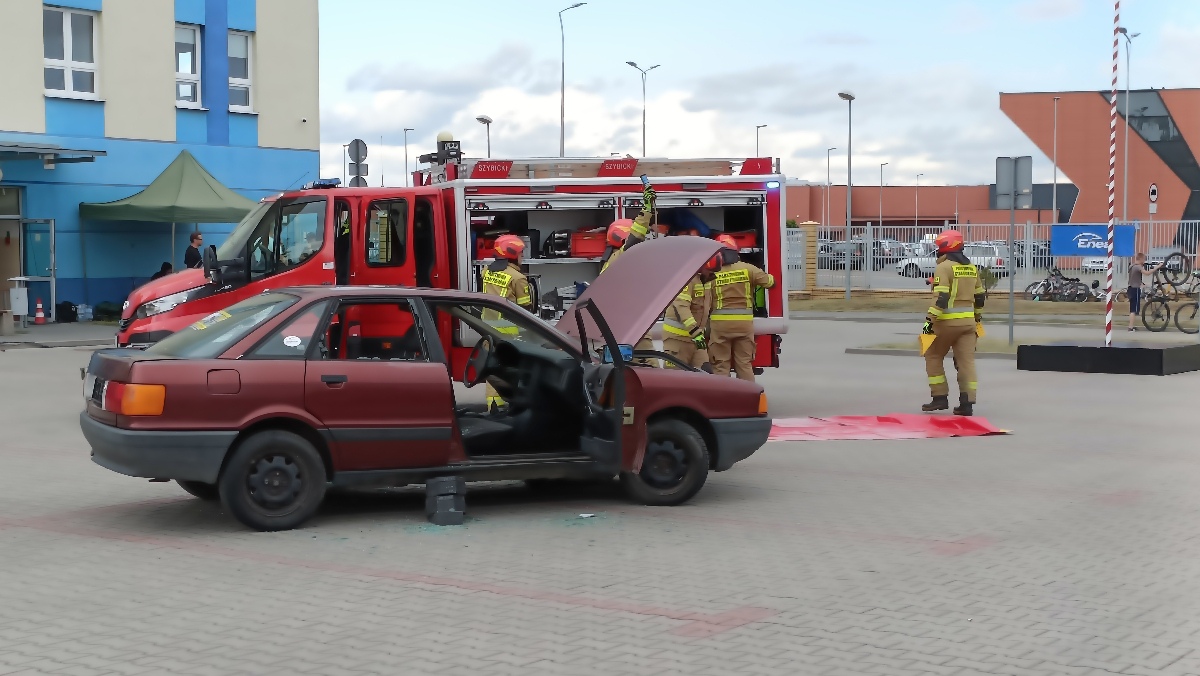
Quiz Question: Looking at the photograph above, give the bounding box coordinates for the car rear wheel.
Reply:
[218,430,327,532]
[620,419,709,507]
[177,480,219,501]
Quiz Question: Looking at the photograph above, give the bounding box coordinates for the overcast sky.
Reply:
[316,0,1200,187]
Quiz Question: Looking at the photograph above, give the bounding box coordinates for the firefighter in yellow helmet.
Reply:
[662,251,721,371]
[481,234,533,410]
[921,228,984,416]
[709,234,774,381]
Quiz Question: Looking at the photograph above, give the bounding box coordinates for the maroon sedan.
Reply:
[80,237,770,531]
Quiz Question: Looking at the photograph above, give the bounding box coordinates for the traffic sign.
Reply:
[348,176,368,188]
[348,139,368,164]
[1149,183,1158,203]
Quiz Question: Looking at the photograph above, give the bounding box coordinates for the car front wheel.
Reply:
[621,419,709,506]
[218,430,327,532]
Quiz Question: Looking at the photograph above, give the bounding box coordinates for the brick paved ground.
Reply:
[1,320,1198,675]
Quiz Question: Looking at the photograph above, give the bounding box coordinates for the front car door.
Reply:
[302,297,455,471]
[571,299,626,476]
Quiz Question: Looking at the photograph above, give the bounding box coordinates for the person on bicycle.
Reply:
[1128,252,1160,332]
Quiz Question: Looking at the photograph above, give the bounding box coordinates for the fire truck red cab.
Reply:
[117,146,789,375]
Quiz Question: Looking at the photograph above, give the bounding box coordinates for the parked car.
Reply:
[1149,246,1185,271]
[895,243,1012,278]
[1081,257,1107,273]
[79,237,771,532]
[818,241,865,270]
[1013,241,1052,268]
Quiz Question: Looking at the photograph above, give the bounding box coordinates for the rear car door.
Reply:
[303,297,455,471]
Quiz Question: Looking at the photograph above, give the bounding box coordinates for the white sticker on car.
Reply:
[283,335,302,348]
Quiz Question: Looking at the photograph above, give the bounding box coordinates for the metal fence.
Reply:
[788,221,1200,293]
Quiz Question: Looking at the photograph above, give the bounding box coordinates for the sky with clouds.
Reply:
[316,0,1200,188]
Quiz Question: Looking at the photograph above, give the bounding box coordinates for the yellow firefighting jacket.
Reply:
[711,261,774,322]
[664,274,713,340]
[928,256,984,328]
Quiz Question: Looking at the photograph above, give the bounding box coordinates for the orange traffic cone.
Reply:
[33,298,46,325]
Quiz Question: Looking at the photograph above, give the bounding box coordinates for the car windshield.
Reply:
[146,292,300,359]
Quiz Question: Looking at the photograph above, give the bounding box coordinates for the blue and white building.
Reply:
[0,0,320,315]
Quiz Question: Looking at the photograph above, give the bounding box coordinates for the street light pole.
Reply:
[755,124,767,157]
[475,115,493,158]
[626,61,659,157]
[915,173,923,229]
[559,2,585,158]
[839,91,855,300]
[825,147,837,229]
[402,128,414,187]
[1117,26,1139,223]
[1052,97,1060,223]
[873,161,886,287]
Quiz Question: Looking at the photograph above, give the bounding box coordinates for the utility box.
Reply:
[9,287,27,317]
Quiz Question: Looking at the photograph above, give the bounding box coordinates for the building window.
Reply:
[43,7,98,98]
[175,24,201,107]
[228,31,253,112]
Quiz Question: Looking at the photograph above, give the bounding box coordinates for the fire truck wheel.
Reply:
[621,419,709,506]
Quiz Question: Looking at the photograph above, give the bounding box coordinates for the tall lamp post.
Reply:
[871,161,887,287]
[475,115,493,158]
[838,91,855,300]
[626,61,659,157]
[558,2,586,158]
[1117,26,1139,223]
[825,146,837,228]
[402,127,414,187]
[1052,97,1060,223]
[755,124,767,156]
[915,173,924,229]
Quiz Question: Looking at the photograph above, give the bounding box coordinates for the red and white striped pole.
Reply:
[1105,1,1120,347]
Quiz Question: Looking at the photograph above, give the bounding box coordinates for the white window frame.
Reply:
[175,23,202,109]
[227,30,254,113]
[43,7,100,100]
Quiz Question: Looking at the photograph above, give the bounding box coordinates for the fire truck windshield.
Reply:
[216,198,328,281]
[217,201,272,260]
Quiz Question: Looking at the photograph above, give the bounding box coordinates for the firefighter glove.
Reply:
[921,320,934,335]
[692,333,707,350]
[642,185,657,206]
[974,312,983,323]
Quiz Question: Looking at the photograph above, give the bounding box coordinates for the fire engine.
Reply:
[116,135,789,376]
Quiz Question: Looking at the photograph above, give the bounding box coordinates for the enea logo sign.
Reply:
[1050,225,1135,257]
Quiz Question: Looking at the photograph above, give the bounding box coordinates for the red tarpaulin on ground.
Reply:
[768,415,1008,442]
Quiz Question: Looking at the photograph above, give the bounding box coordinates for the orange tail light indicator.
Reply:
[758,392,769,415]
[103,382,166,416]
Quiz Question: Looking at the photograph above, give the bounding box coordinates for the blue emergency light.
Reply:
[766,181,781,189]
[303,178,342,190]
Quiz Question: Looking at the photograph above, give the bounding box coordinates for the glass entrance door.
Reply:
[21,219,55,320]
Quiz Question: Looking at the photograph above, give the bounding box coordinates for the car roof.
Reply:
[277,286,495,302]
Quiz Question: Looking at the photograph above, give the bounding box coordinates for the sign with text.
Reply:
[1050,225,1135,257]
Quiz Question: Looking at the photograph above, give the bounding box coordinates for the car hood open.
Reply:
[558,236,723,347]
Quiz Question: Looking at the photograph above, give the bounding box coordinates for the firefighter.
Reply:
[921,229,984,416]
[600,219,633,272]
[481,234,533,410]
[709,234,774,381]
[662,252,721,371]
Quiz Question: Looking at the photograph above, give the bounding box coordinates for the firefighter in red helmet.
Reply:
[921,228,984,416]
[709,234,774,381]
[600,219,633,272]
[481,234,533,410]
[662,251,722,371]
[600,185,658,364]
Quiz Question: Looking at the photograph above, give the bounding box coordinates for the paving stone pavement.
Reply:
[1,321,1198,675]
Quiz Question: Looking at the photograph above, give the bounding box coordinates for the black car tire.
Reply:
[177,480,219,501]
[620,419,709,507]
[218,430,327,532]
[903,264,920,278]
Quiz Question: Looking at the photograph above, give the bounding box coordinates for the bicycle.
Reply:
[1025,268,1085,302]
[1141,267,1187,332]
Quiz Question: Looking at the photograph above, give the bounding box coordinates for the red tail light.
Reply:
[996,258,1004,267]
[101,381,165,416]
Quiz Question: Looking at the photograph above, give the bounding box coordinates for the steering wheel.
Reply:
[462,336,494,388]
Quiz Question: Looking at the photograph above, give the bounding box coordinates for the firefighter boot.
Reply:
[953,393,974,416]
[921,395,949,412]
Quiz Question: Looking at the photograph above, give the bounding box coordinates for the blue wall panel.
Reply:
[44,0,103,11]
[45,99,104,138]
[228,113,258,147]
[202,0,230,145]
[227,0,255,31]
[176,109,208,144]
[174,0,205,24]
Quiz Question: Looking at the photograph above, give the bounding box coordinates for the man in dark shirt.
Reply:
[184,232,204,269]
[150,262,172,280]
[1128,252,1160,331]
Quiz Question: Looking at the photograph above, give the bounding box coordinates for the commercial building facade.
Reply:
[0,0,319,317]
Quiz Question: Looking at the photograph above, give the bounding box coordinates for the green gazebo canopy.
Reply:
[79,150,255,222]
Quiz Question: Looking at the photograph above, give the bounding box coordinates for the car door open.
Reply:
[573,298,625,475]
